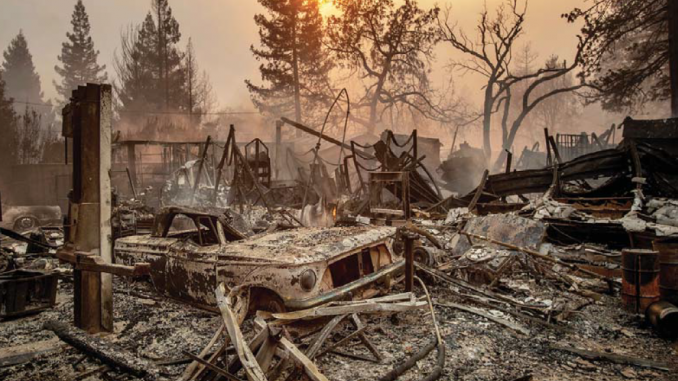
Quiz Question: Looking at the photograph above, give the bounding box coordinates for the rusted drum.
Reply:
[645,301,678,339]
[653,237,678,306]
[621,249,660,313]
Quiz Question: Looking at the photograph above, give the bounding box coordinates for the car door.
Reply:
[165,215,221,307]
[114,235,179,293]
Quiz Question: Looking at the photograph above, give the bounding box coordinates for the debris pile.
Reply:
[2,113,678,381]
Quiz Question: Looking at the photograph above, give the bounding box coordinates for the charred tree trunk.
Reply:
[368,58,392,135]
[482,82,495,161]
[669,0,678,117]
[292,15,303,138]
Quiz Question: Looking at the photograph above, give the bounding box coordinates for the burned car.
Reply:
[114,207,403,313]
[0,205,62,232]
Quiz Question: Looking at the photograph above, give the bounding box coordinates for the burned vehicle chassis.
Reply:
[114,207,403,314]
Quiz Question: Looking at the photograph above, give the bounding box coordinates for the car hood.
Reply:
[217,226,397,265]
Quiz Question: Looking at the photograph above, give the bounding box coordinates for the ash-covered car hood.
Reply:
[217,226,397,265]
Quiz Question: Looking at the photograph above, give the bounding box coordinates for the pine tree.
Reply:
[114,17,158,133]
[567,0,668,113]
[1,31,43,108]
[54,0,108,104]
[185,38,199,119]
[0,72,18,178]
[183,38,215,126]
[153,0,184,110]
[1,31,54,164]
[17,108,43,164]
[246,0,333,127]
[115,0,186,118]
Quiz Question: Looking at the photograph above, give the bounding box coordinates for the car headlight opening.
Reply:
[300,269,317,291]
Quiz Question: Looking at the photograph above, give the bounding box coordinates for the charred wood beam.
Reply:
[0,227,57,250]
[43,321,160,380]
[547,135,562,164]
[281,117,373,159]
[544,128,552,167]
[465,148,629,198]
[549,344,672,371]
[191,135,212,204]
[215,284,267,381]
[180,324,225,381]
[0,339,63,368]
[377,338,437,381]
[182,351,243,381]
[467,170,489,213]
[458,231,619,285]
[213,125,236,203]
[436,302,530,335]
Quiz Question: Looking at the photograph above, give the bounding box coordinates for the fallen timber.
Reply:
[458,142,678,202]
[436,302,531,336]
[43,320,161,380]
[280,117,372,159]
[467,148,628,198]
[458,231,620,286]
[549,344,673,372]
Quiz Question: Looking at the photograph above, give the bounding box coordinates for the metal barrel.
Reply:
[621,249,660,313]
[645,301,678,340]
[653,237,678,306]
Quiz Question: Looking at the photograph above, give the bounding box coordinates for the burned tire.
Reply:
[413,246,436,267]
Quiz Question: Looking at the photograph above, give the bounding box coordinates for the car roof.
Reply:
[153,206,247,241]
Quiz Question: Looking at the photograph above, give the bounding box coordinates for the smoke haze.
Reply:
[1,0,585,108]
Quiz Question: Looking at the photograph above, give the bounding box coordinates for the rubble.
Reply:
[2,102,678,381]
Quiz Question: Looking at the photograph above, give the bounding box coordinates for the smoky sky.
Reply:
[0,0,585,109]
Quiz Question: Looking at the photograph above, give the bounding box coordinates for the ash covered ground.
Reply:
[1,267,676,381]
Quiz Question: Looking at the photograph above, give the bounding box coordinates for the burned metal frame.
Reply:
[0,270,59,319]
[349,131,442,208]
[152,206,246,242]
[369,172,411,221]
[212,126,302,226]
[114,139,224,196]
[244,139,272,188]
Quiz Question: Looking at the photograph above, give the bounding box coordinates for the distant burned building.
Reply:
[381,131,443,171]
[439,142,487,195]
[622,117,678,156]
[515,143,547,171]
[3,164,72,214]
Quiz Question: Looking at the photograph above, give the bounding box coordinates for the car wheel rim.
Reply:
[15,218,36,230]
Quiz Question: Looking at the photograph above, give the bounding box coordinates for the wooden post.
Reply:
[404,232,415,293]
[544,128,552,167]
[98,85,113,332]
[191,135,212,204]
[275,120,282,180]
[62,84,113,333]
[126,143,137,191]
